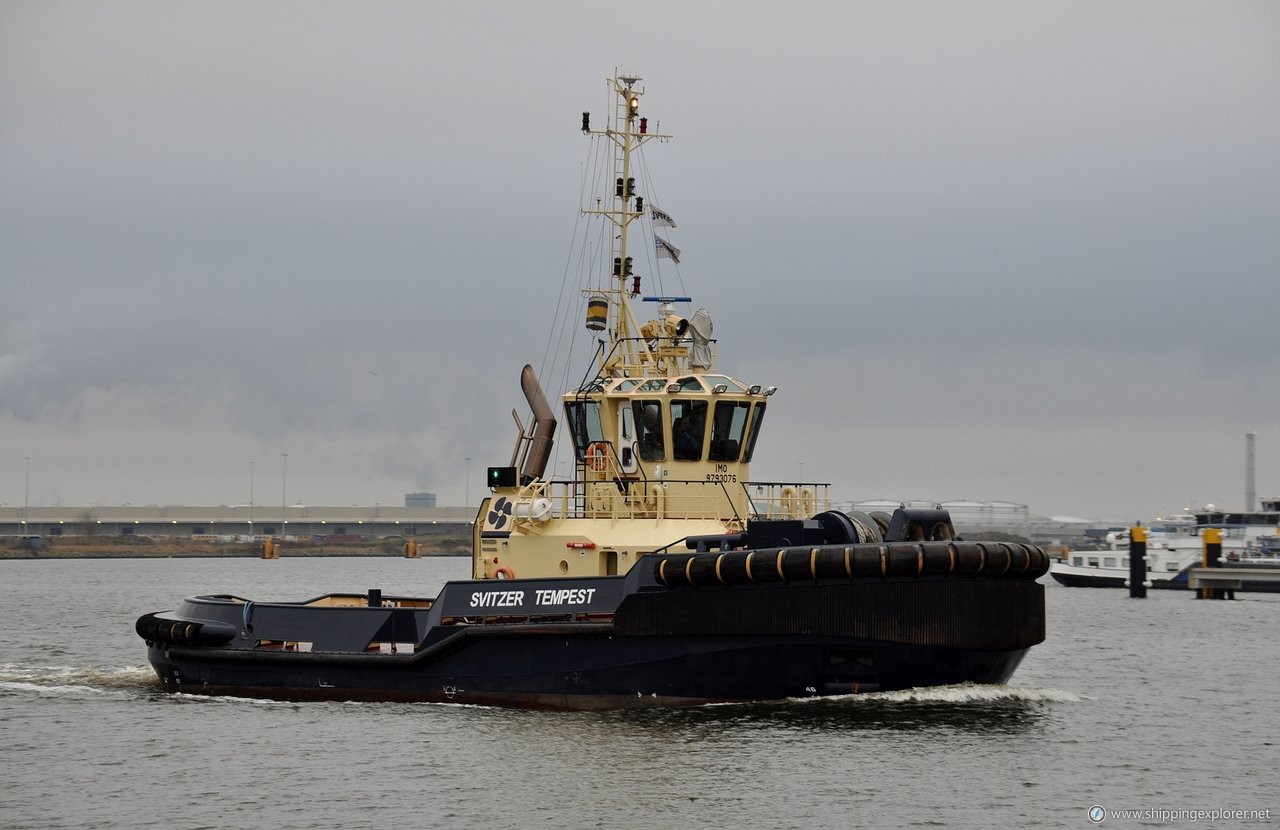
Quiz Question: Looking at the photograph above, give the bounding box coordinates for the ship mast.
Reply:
[582,74,671,377]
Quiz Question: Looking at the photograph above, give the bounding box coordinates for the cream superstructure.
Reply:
[473,75,825,580]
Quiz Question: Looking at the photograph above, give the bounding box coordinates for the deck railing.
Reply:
[506,478,830,524]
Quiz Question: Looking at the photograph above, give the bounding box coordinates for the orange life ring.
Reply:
[494,566,515,580]
[585,442,609,473]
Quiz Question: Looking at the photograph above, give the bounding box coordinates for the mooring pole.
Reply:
[1129,524,1147,598]
[1200,527,1227,599]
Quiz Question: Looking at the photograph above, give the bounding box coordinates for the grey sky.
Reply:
[2,1,1278,521]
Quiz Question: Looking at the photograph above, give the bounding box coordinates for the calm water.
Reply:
[1,557,1276,829]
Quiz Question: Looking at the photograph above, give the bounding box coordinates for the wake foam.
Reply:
[871,683,1081,704]
[814,683,1082,705]
[0,664,160,696]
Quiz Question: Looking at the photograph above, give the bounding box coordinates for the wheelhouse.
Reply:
[563,376,767,469]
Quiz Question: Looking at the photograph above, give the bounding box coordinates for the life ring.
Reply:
[780,486,799,519]
[494,566,515,580]
[586,442,609,473]
[647,482,663,512]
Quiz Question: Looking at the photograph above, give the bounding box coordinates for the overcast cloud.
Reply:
[2,1,1278,521]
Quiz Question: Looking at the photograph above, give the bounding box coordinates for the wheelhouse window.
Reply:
[564,399,603,461]
[709,400,751,462]
[743,403,766,462]
[632,400,665,461]
[670,399,708,461]
[702,375,748,392]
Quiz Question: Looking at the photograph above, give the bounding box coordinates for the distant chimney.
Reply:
[1246,432,1256,512]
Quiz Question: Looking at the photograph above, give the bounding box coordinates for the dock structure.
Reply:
[1187,566,1280,595]
[1188,527,1280,598]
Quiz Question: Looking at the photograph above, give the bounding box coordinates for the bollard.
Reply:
[1129,525,1147,598]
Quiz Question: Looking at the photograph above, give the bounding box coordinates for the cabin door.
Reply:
[617,405,639,474]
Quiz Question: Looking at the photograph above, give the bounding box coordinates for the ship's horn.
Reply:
[520,364,557,481]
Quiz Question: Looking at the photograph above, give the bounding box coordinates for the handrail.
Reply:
[505,478,831,524]
[742,481,832,520]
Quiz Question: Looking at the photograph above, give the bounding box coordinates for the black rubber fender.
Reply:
[653,541,1050,586]
[135,612,237,646]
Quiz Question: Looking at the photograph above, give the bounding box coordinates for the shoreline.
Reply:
[1,544,468,560]
[0,551,468,560]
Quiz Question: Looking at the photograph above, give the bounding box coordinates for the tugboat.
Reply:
[136,72,1049,709]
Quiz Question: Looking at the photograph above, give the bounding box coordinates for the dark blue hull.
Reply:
[1050,570,1189,589]
[146,628,1031,709]
[139,540,1049,710]
[1050,567,1280,593]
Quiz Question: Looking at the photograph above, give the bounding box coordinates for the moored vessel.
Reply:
[1049,500,1280,592]
[137,72,1049,709]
